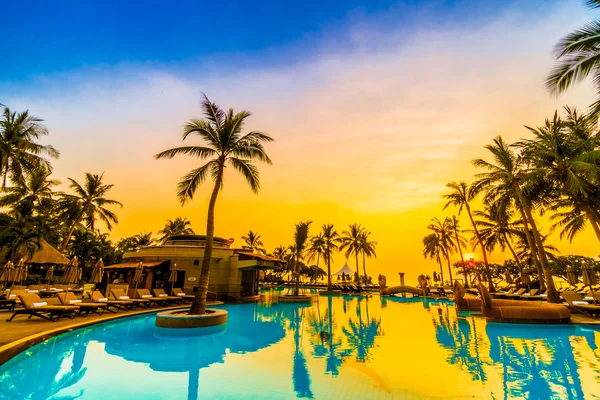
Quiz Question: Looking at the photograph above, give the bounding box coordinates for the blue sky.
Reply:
[2,0,552,83]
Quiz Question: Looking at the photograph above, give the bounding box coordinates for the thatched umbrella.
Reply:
[582,264,597,303]
[62,256,79,286]
[45,266,55,282]
[566,266,578,287]
[89,259,104,284]
[504,272,513,285]
[132,262,144,290]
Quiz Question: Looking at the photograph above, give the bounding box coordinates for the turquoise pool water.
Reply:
[1,289,600,399]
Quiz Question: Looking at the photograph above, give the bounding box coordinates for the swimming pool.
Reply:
[1,289,600,399]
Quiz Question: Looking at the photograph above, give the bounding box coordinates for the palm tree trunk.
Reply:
[466,204,495,292]
[355,252,360,284]
[515,203,545,290]
[583,206,600,243]
[190,163,223,315]
[516,191,559,303]
[444,250,453,284]
[327,245,332,291]
[454,230,468,288]
[293,254,300,296]
[502,233,524,280]
[362,252,368,284]
[60,218,81,253]
[437,256,444,285]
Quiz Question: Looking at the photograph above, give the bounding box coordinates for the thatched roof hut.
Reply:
[23,239,70,265]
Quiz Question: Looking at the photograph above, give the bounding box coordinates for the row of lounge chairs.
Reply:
[5,287,196,322]
[330,283,370,294]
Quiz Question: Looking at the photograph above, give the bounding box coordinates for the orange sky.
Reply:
[6,1,600,282]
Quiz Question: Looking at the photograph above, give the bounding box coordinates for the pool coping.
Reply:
[0,302,223,366]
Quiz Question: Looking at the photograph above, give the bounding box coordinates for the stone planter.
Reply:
[154,309,228,336]
[279,294,314,303]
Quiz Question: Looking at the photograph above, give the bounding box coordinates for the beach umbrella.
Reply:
[132,262,144,289]
[45,266,55,282]
[62,256,79,285]
[582,265,597,302]
[168,268,177,283]
[89,259,104,284]
[566,266,578,287]
[504,272,513,285]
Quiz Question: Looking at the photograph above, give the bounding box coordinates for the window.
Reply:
[193,260,199,266]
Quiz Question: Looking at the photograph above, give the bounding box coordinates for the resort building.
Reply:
[103,235,284,302]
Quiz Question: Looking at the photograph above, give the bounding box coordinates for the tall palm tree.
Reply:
[474,201,525,279]
[132,232,155,247]
[291,221,312,296]
[0,106,59,187]
[448,216,469,286]
[58,173,122,252]
[471,135,556,298]
[443,181,495,291]
[241,230,266,254]
[546,0,600,115]
[423,233,445,284]
[426,218,456,285]
[359,230,377,284]
[272,245,289,279]
[321,224,341,291]
[155,95,273,314]
[158,217,194,243]
[306,233,326,271]
[340,224,365,284]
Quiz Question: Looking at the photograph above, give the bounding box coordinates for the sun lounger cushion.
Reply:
[119,296,130,300]
[97,298,108,302]
[177,293,186,296]
[27,290,39,293]
[9,294,16,299]
[68,299,82,304]
[572,301,589,305]
[585,296,594,301]
[32,302,48,308]
[158,294,167,297]
[141,294,152,298]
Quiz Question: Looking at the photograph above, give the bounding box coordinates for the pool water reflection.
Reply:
[1,289,600,399]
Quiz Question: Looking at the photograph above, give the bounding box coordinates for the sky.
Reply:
[2,0,599,282]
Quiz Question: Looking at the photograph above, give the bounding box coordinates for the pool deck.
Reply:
[0,299,222,366]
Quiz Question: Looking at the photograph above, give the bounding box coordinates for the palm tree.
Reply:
[0,106,59,187]
[443,181,495,292]
[306,233,326,271]
[471,135,557,299]
[158,217,194,243]
[448,216,469,287]
[340,224,365,284]
[426,218,456,285]
[359,230,377,284]
[132,232,155,247]
[0,166,59,212]
[155,95,273,314]
[423,233,444,284]
[58,173,122,252]
[546,0,600,115]
[474,201,525,279]
[290,221,312,296]
[241,230,266,254]
[321,224,341,291]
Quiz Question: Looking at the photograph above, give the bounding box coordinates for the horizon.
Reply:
[3,0,599,280]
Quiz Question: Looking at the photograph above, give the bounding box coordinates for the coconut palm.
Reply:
[359,230,377,284]
[0,106,59,187]
[155,95,273,314]
[448,216,469,286]
[158,217,194,243]
[546,0,600,115]
[321,224,341,291]
[306,233,326,272]
[443,181,495,291]
[423,233,445,284]
[241,230,266,254]
[132,232,155,247]
[58,173,122,252]
[474,201,526,279]
[0,166,59,212]
[426,218,456,285]
[340,224,365,284]
[290,221,312,296]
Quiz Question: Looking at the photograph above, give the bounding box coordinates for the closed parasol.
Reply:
[566,266,578,287]
[0,261,13,288]
[62,256,79,286]
[12,259,26,283]
[582,264,597,303]
[504,272,513,285]
[45,266,55,282]
[89,258,104,284]
[168,268,178,283]
[132,262,144,289]
[521,273,531,290]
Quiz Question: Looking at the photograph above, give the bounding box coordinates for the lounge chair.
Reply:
[503,288,527,299]
[57,292,108,316]
[152,288,182,303]
[561,291,600,317]
[478,283,570,323]
[7,293,79,322]
[491,287,516,299]
[111,288,150,308]
[88,290,132,313]
[171,288,195,302]
[135,289,167,306]
[518,289,539,300]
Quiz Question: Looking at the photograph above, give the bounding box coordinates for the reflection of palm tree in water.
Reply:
[291,306,314,399]
[342,297,383,362]
[0,335,88,400]
[306,296,347,376]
